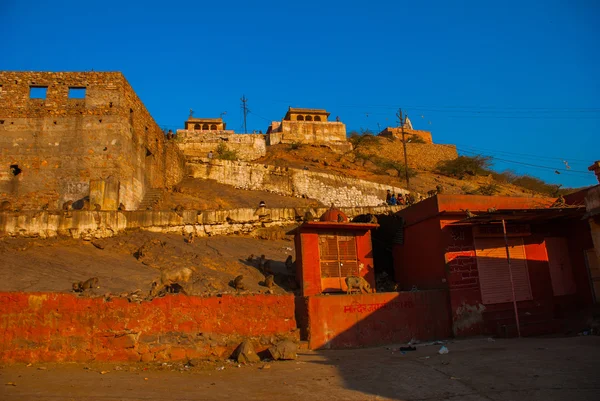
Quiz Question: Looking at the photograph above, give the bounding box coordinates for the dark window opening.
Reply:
[146,148,152,156]
[0,120,4,124]
[29,86,48,99]
[296,115,304,121]
[202,124,209,130]
[10,164,22,176]
[194,123,200,130]
[68,87,86,99]
[109,102,113,108]
[314,116,322,121]
[210,124,217,130]
[305,115,313,121]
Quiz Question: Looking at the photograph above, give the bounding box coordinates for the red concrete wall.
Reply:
[394,216,447,290]
[307,291,451,349]
[0,293,298,364]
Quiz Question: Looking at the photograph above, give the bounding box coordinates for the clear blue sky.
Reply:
[1,0,598,188]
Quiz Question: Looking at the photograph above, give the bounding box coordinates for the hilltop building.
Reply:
[266,107,351,152]
[377,116,433,144]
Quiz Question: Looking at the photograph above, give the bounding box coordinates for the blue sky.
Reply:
[1,0,598,188]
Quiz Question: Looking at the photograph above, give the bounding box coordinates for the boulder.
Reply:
[268,340,297,360]
[234,340,260,364]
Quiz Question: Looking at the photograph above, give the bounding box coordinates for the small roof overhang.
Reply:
[287,221,379,235]
[449,207,586,226]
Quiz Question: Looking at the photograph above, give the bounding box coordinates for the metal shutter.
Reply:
[318,233,359,291]
[474,237,532,305]
[545,237,576,296]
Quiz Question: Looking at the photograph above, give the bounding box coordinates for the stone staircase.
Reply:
[137,188,164,210]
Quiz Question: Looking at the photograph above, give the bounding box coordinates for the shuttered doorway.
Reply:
[474,237,532,305]
[318,232,359,292]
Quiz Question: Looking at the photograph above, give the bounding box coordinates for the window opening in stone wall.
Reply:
[146,148,153,157]
[314,116,321,121]
[305,115,313,121]
[0,84,3,94]
[194,124,200,130]
[10,165,22,176]
[68,87,86,99]
[210,124,217,130]
[202,124,209,130]
[296,115,304,121]
[29,86,48,99]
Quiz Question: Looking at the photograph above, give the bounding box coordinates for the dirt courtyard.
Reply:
[1,336,598,401]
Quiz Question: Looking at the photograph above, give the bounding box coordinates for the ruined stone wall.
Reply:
[363,139,458,170]
[175,130,266,161]
[0,205,403,239]
[187,159,410,207]
[379,127,433,144]
[0,72,185,211]
[0,292,298,363]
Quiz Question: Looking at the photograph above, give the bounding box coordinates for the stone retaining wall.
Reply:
[187,158,411,207]
[0,205,403,239]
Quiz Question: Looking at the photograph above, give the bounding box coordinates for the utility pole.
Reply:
[396,108,410,189]
[240,95,249,134]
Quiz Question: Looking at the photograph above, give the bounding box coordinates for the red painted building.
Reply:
[293,208,378,296]
[393,195,595,337]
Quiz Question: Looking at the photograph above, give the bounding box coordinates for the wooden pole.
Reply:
[502,219,521,337]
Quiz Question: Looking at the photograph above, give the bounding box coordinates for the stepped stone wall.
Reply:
[187,159,410,207]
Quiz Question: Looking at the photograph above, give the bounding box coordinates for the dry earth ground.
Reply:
[0,231,298,296]
[0,336,598,401]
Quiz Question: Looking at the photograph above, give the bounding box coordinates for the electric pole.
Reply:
[240,95,249,134]
[396,108,410,189]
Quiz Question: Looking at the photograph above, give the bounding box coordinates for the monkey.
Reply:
[118,202,126,211]
[337,213,344,223]
[487,207,497,213]
[174,204,184,217]
[257,255,267,272]
[285,255,294,273]
[345,276,372,295]
[62,200,73,211]
[263,260,274,275]
[72,277,99,292]
[303,210,314,222]
[186,232,195,244]
[233,275,246,291]
[461,208,475,218]
[246,254,254,262]
[264,274,275,289]
[0,200,11,211]
[436,185,444,194]
[150,267,193,297]
[427,190,437,197]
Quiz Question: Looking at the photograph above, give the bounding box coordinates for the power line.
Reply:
[456,148,591,175]
[454,144,591,164]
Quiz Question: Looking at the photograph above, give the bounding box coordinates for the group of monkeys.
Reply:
[232,254,296,292]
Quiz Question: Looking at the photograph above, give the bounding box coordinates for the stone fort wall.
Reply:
[175,130,266,161]
[0,72,185,210]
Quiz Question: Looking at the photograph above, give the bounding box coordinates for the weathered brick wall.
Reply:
[175,131,266,161]
[0,72,185,210]
[0,205,403,239]
[0,292,297,363]
[187,159,412,207]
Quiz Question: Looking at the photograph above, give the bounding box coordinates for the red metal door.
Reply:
[474,237,532,305]
[545,237,576,296]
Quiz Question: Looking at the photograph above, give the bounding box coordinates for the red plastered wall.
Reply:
[0,293,297,364]
[307,291,451,349]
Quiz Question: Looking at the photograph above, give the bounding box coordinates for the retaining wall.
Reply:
[187,158,410,207]
[0,292,297,363]
[0,205,403,239]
